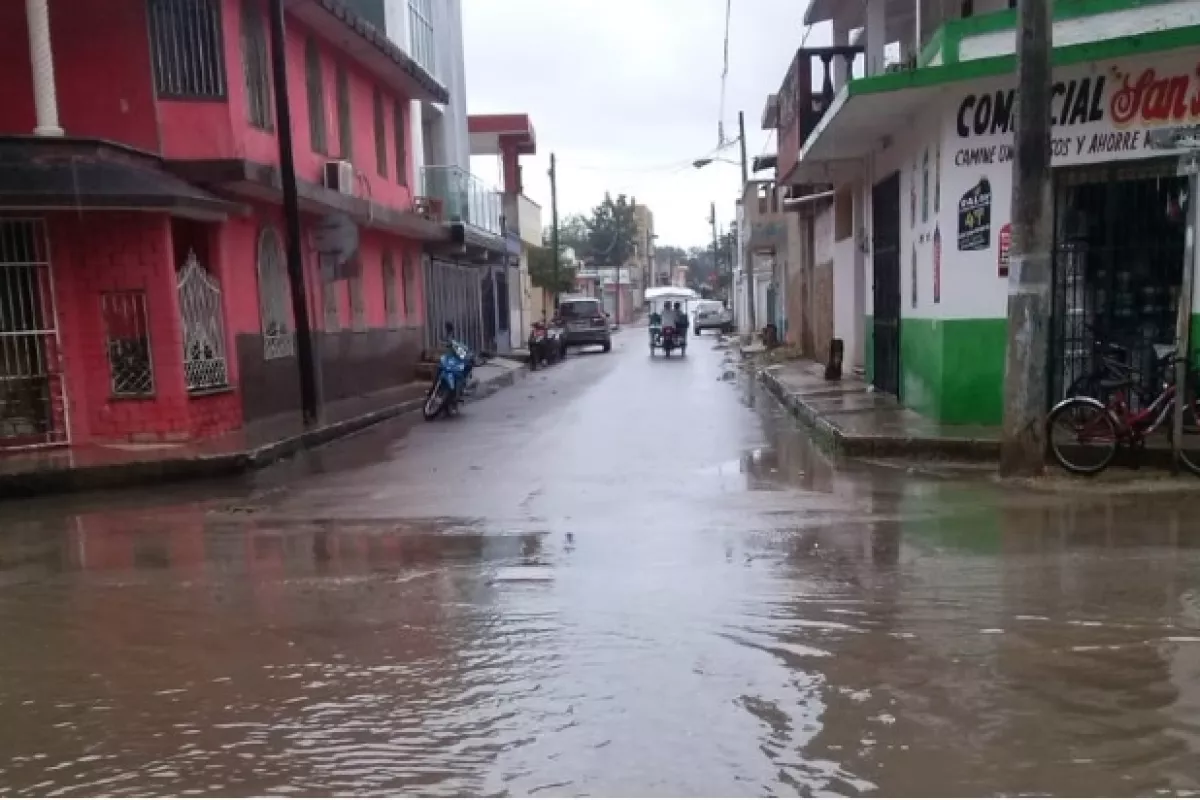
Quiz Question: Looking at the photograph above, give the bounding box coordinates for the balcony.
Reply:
[503,193,543,248]
[775,45,863,183]
[742,180,787,253]
[421,166,503,238]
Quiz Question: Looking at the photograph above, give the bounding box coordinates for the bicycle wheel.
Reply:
[1047,398,1119,475]
[1175,384,1200,476]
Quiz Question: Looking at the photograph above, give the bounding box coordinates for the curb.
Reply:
[0,367,527,501]
[758,367,1000,463]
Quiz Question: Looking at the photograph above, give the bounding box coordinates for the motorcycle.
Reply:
[652,324,686,358]
[528,319,565,370]
[423,337,474,420]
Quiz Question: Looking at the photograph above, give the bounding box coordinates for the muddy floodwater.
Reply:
[2,334,1200,796]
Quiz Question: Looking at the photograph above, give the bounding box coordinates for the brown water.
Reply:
[2,336,1200,796]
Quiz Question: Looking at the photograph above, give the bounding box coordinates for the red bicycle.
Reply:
[1047,348,1200,475]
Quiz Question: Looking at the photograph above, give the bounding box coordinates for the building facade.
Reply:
[0,0,453,450]
[775,0,1200,425]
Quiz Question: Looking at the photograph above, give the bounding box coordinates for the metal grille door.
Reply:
[872,173,902,398]
[0,219,68,448]
[1050,163,1185,407]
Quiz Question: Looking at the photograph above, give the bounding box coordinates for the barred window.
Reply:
[402,253,416,316]
[147,0,228,99]
[305,37,327,154]
[241,0,272,130]
[393,101,407,186]
[321,259,340,332]
[256,227,294,359]
[382,251,399,328]
[102,292,155,397]
[407,0,434,74]
[335,64,352,160]
[349,271,366,331]
[373,87,388,178]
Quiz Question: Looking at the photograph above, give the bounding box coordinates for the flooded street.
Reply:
[2,330,1200,796]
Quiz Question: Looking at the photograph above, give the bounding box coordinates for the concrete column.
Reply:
[832,19,849,91]
[865,0,886,77]
[26,0,63,136]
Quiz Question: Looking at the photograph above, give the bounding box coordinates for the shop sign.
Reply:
[951,58,1200,167]
[997,223,1012,278]
[957,177,992,252]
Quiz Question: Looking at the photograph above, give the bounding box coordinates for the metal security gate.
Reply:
[872,173,902,397]
[1049,161,1186,407]
[0,218,68,448]
[423,257,485,354]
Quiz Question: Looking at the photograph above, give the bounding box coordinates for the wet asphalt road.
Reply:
[3,329,1200,796]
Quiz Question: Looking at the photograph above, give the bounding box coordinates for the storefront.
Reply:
[801,38,1200,425]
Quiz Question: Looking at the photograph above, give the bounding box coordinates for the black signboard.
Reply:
[957,177,992,252]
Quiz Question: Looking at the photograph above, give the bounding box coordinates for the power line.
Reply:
[717,0,732,148]
[565,141,738,175]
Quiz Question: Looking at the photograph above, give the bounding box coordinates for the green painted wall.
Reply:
[1191,314,1200,368]
[941,319,1007,425]
[890,317,1007,425]
[900,319,943,419]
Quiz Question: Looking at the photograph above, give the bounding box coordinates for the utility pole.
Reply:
[549,153,560,310]
[739,111,756,334]
[999,0,1052,477]
[268,0,320,426]
[710,201,720,294]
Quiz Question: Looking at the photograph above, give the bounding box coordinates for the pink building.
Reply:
[0,0,461,450]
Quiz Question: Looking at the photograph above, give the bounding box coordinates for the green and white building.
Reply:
[779,0,1200,425]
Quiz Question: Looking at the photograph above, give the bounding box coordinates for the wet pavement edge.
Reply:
[0,366,529,502]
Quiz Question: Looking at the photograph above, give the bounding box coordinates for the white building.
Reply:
[775,0,1200,425]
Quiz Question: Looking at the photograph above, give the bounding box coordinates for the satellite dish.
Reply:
[313,213,360,280]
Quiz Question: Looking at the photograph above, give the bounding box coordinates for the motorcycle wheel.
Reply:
[423,381,450,420]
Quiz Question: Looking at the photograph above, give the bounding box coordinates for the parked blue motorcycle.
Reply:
[423,335,475,421]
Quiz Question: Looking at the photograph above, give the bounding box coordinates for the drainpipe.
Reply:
[26,0,63,136]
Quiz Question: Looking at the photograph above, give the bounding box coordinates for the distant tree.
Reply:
[542,214,591,256]
[582,193,637,265]
[653,245,688,271]
[528,245,576,294]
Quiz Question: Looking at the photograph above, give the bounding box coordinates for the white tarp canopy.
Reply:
[644,286,698,302]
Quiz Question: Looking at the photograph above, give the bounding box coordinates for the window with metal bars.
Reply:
[394,101,407,186]
[383,251,399,328]
[349,270,366,331]
[147,0,228,99]
[373,88,388,178]
[102,291,155,397]
[407,0,435,75]
[256,227,294,359]
[402,253,416,316]
[336,64,352,161]
[321,259,340,332]
[241,0,272,130]
[305,37,327,154]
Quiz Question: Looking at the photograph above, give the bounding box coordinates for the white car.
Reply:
[693,301,733,335]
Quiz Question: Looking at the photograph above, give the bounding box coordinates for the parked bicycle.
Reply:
[1047,345,1200,475]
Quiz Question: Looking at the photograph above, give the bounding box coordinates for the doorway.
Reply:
[872,173,902,397]
[1049,161,1186,406]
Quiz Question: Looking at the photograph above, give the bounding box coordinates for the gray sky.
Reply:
[463,0,829,249]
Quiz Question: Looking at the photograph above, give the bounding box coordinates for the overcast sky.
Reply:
[462,0,829,249]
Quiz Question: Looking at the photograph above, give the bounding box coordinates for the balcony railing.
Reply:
[776,45,863,180]
[421,166,503,237]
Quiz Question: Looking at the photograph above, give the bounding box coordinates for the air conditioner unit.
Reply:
[323,160,355,195]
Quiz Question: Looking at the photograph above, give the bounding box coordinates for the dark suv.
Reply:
[558,296,612,352]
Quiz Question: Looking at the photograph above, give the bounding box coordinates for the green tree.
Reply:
[583,193,637,265]
[528,245,576,294]
[542,213,590,256]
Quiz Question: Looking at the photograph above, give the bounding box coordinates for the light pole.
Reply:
[695,111,752,330]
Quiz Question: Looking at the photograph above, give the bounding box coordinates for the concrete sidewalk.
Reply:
[759,360,1001,461]
[0,359,527,500]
